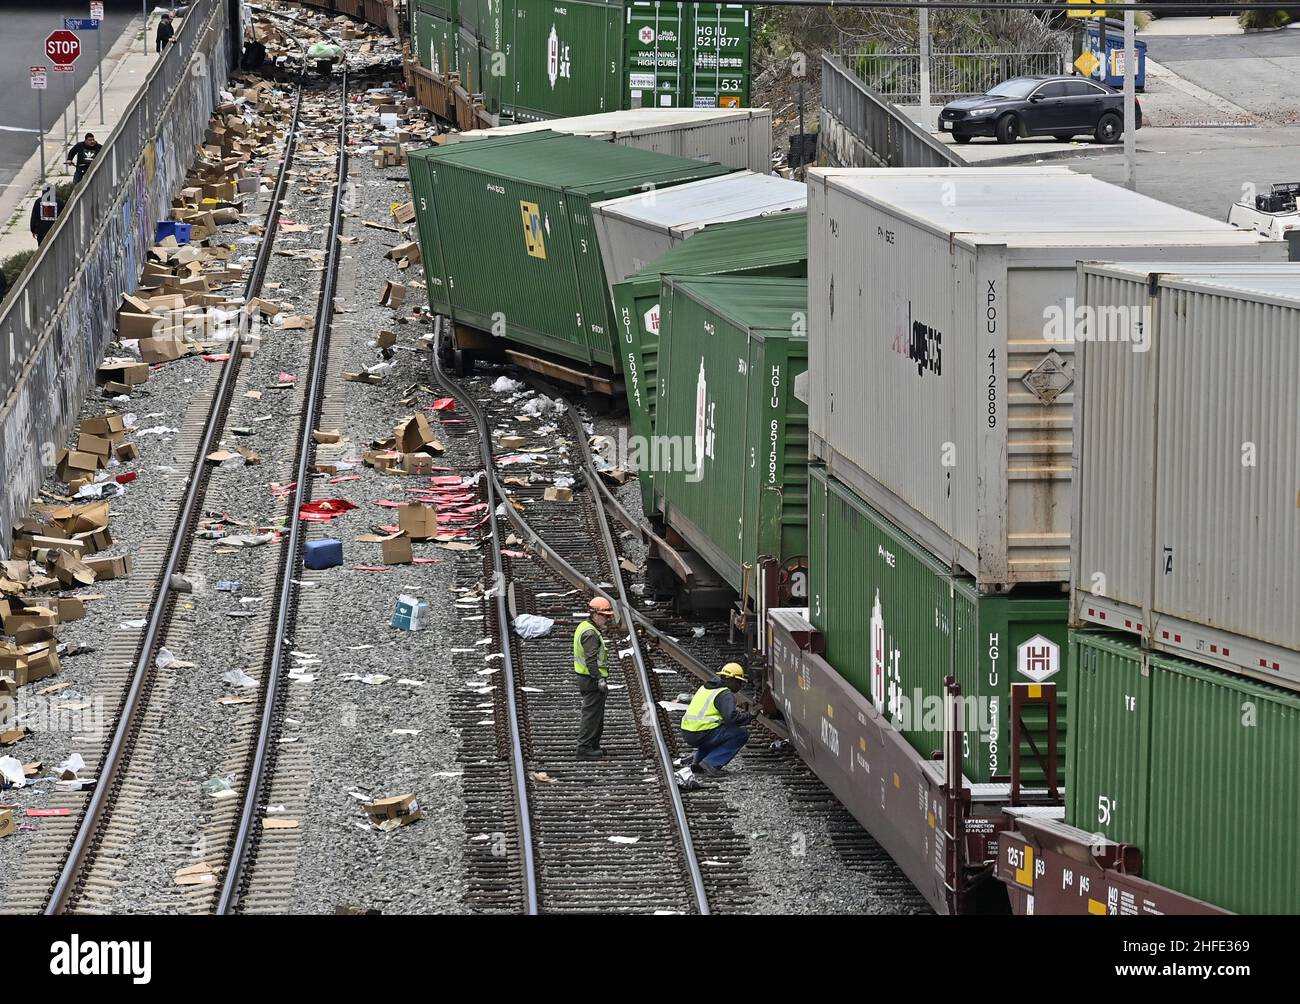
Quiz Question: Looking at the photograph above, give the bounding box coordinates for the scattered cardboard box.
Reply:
[380,535,413,565]
[378,281,405,308]
[397,504,439,541]
[544,486,574,503]
[84,555,131,581]
[365,793,421,830]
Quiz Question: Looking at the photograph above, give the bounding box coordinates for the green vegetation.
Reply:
[1238,2,1292,29]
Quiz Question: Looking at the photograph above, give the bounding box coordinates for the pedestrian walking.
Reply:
[573,596,615,760]
[29,185,60,246]
[65,133,100,185]
[679,663,753,776]
[156,13,175,53]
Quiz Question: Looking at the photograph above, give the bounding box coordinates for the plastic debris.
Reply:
[222,669,259,688]
[0,757,27,787]
[491,376,524,394]
[512,613,554,639]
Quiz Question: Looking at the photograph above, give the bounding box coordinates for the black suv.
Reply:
[938,75,1141,144]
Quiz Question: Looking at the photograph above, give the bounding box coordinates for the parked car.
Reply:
[938,75,1141,144]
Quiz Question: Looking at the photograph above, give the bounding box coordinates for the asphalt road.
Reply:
[1058,27,1300,219]
[1142,28,1300,122]
[0,2,145,195]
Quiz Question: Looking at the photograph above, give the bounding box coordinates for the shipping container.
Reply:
[653,276,809,603]
[592,172,804,287]
[413,6,458,76]
[611,211,808,513]
[456,27,482,93]
[1072,263,1300,689]
[806,167,1287,590]
[447,107,773,173]
[809,466,1068,784]
[408,131,734,371]
[1067,631,1300,914]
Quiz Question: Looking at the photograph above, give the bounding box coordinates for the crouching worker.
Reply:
[680,663,752,776]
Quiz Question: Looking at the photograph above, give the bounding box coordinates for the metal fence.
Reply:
[820,54,960,170]
[841,49,1067,104]
[0,0,226,400]
[0,0,230,548]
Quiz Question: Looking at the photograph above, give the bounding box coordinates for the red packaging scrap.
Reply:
[328,475,363,485]
[298,499,359,521]
[430,398,456,412]
[203,354,232,363]
[371,501,405,509]
[277,372,297,383]
[115,472,138,485]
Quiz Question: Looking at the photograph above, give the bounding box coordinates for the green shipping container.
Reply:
[509,0,623,121]
[1067,631,1300,914]
[457,28,482,92]
[407,132,733,368]
[414,9,457,76]
[809,467,1069,784]
[686,3,751,108]
[654,277,808,601]
[610,211,808,514]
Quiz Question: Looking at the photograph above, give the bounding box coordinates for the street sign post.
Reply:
[68,8,107,126]
[46,29,81,144]
[31,66,48,178]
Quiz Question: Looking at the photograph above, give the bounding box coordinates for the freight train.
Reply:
[404,105,1300,913]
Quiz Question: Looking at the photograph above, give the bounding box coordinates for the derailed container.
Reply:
[653,276,808,600]
[592,172,805,286]
[1067,631,1300,914]
[407,131,733,370]
[1072,263,1300,689]
[412,4,456,75]
[809,466,1068,784]
[611,211,808,513]
[446,108,773,173]
[806,167,1287,590]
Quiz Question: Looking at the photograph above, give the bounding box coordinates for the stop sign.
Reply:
[45,30,81,67]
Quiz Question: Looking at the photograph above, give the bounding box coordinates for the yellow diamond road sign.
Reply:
[1074,50,1101,77]
[1067,0,1106,16]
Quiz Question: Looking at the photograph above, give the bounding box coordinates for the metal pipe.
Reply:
[1123,10,1136,190]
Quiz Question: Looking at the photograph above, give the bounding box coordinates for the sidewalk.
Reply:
[0,9,173,261]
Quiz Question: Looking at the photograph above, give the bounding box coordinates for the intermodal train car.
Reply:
[408,0,752,124]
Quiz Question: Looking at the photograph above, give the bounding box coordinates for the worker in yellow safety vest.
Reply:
[573,596,615,760]
[679,663,753,776]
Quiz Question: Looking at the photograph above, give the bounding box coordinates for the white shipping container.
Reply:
[807,167,1287,588]
[591,172,805,287]
[1072,262,1300,690]
[445,108,773,173]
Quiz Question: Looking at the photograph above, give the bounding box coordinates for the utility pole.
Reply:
[1123,9,1136,189]
[918,0,932,126]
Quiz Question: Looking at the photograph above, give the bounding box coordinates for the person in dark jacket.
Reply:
[29,186,60,245]
[66,133,100,184]
[679,663,753,775]
[156,13,174,53]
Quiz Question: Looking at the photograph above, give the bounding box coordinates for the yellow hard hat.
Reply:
[718,663,746,681]
[589,596,613,614]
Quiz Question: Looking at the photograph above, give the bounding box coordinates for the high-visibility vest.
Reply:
[681,686,727,733]
[572,620,609,678]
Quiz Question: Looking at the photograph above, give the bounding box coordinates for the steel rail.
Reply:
[43,85,306,916]
[430,328,543,915]
[566,408,711,914]
[218,66,352,914]
[428,348,717,915]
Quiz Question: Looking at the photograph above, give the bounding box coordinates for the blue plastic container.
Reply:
[155,221,193,244]
[303,539,343,569]
[1085,28,1147,91]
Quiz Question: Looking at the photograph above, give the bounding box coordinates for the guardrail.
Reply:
[819,54,960,170]
[0,0,231,547]
[839,48,1067,104]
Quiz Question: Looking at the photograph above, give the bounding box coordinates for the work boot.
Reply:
[576,747,608,760]
[696,763,726,777]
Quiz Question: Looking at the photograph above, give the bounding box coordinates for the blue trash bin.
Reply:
[1086,28,1147,91]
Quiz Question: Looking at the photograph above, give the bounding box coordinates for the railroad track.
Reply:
[433,355,718,914]
[431,351,930,914]
[7,62,353,915]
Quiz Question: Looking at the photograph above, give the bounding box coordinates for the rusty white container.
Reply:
[806,166,1287,590]
[1072,261,1300,690]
